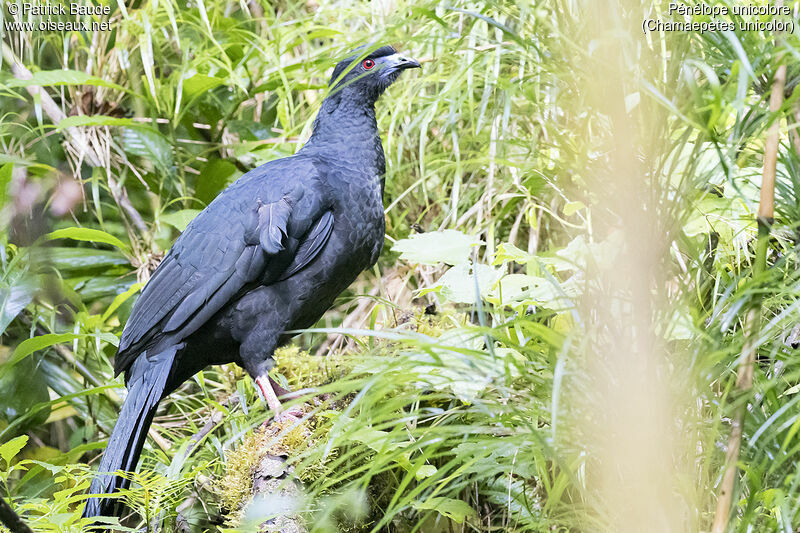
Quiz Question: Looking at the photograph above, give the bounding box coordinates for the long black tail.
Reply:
[82,347,177,518]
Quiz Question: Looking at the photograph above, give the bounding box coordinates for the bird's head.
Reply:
[328,45,421,103]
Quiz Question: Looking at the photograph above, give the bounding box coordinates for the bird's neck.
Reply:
[303,90,383,173]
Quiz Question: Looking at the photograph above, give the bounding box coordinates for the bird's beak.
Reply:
[384,53,421,72]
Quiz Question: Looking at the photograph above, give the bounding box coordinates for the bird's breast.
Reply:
[333,176,385,261]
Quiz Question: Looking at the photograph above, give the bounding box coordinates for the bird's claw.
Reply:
[272,406,305,424]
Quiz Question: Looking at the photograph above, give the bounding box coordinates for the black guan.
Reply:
[82,44,420,518]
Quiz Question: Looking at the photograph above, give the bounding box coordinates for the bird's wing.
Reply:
[115,173,333,376]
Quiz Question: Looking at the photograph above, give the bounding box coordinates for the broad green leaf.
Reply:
[160,209,200,232]
[684,194,754,242]
[46,227,129,252]
[415,464,437,480]
[488,273,577,311]
[0,276,36,337]
[7,332,118,367]
[413,497,476,523]
[392,230,482,266]
[72,276,137,301]
[28,247,129,273]
[5,69,125,92]
[56,115,135,131]
[493,242,532,265]
[422,263,500,304]
[196,158,239,204]
[121,127,173,174]
[182,74,224,100]
[0,435,28,464]
[490,273,537,302]
[544,231,624,272]
[227,120,274,141]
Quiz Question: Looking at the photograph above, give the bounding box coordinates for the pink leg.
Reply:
[254,375,303,423]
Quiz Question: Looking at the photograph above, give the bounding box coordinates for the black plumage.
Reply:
[83,44,420,518]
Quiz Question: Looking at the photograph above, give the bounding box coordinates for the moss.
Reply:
[216,404,338,526]
[216,429,263,515]
[273,346,354,389]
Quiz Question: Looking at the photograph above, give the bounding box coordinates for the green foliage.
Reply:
[1,0,800,531]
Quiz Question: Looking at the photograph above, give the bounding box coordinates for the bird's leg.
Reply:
[255,375,283,414]
[268,376,293,399]
[254,375,303,423]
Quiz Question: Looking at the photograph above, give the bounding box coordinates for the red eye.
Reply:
[362,59,375,70]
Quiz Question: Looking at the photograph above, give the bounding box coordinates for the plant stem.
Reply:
[711,60,786,533]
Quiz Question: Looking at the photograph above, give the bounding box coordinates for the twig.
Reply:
[711,60,787,533]
[177,394,240,464]
[0,495,33,533]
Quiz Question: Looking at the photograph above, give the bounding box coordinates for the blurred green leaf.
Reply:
[46,228,130,253]
[0,276,36,337]
[56,115,136,131]
[28,247,129,274]
[0,155,52,168]
[121,127,174,174]
[196,159,239,204]
[4,69,126,91]
[182,74,224,100]
[392,230,482,266]
[422,263,500,304]
[413,497,476,523]
[0,163,12,208]
[0,357,50,428]
[493,242,533,265]
[562,201,586,216]
[72,276,137,301]
[160,209,200,232]
[227,120,274,141]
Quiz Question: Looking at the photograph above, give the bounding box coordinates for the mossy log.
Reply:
[218,416,312,532]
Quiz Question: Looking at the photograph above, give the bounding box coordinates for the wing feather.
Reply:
[280,210,334,280]
[114,169,334,376]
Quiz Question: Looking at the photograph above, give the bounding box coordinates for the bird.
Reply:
[82,44,420,518]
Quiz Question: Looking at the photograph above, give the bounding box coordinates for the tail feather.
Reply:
[82,348,177,519]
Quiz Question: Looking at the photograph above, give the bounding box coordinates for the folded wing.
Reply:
[115,175,333,376]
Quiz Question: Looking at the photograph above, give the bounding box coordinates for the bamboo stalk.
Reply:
[711,61,786,533]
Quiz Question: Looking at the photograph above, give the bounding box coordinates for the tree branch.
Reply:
[0,495,33,533]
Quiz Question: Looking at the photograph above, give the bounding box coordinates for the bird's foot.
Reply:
[271,405,305,425]
[254,374,309,427]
